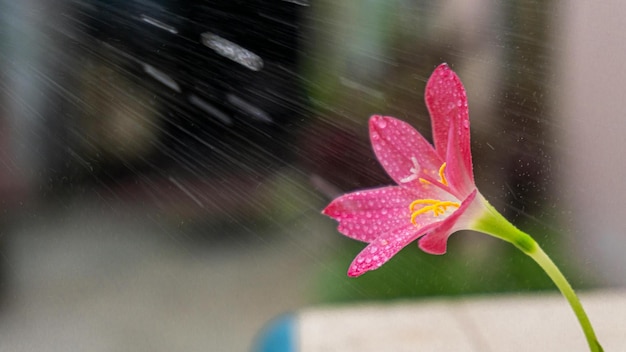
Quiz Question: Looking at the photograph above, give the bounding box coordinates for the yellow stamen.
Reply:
[438,162,448,186]
[409,199,440,210]
[408,162,459,225]
[417,163,447,186]
[409,199,460,224]
[419,178,431,185]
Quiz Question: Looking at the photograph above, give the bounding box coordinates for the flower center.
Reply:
[409,199,460,224]
[409,163,459,224]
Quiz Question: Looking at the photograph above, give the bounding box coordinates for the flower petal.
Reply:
[418,190,478,254]
[425,64,474,187]
[323,186,437,242]
[347,221,441,277]
[369,115,442,186]
[443,111,475,197]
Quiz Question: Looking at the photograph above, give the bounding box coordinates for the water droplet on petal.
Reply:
[376,118,387,129]
[370,246,378,254]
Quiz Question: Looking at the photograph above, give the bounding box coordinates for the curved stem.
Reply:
[473,200,603,352]
[529,245,603,352]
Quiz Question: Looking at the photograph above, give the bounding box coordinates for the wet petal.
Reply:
[347,221,441,277]
[322,186,443,242]
[444,111,475,197]
[418,190,478,254]
[425,63,473,185]
[369,115,442,185]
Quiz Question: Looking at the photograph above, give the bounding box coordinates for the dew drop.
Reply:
[370,246,378,254]
[376,118,387,129]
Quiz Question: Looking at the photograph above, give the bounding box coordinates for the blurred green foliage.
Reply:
[315,215,594,303]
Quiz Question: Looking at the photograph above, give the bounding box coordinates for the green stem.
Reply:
[529,245,603,352]
[473,200,603,352]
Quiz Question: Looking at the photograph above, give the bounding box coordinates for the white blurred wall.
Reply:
[558,1,626,285]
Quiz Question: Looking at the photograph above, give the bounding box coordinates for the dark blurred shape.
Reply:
[298,117,390,196]
[0,0,311,219]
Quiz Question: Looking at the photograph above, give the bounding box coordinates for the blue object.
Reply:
[253,314,297,352]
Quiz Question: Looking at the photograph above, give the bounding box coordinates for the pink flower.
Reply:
[323,64,488,277]
[322,64,605,351]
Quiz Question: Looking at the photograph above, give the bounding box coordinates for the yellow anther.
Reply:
[416,163,447,187]
[409,199,440,210]
[409,199,460,224]
[438,162,448,186]
[408,163,458,224]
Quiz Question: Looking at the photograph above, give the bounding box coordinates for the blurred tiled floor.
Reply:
[0,198,328,351]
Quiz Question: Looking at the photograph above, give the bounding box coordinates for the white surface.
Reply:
[298,290,625,351]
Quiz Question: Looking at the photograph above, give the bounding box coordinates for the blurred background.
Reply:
[0,0,623,350]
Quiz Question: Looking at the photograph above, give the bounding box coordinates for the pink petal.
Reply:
[425,64,474,186]
[347,221,441,277]
[444,111,475,197]
[369,115,442,185]
[418,190,478,254]
[323,186,420,242]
